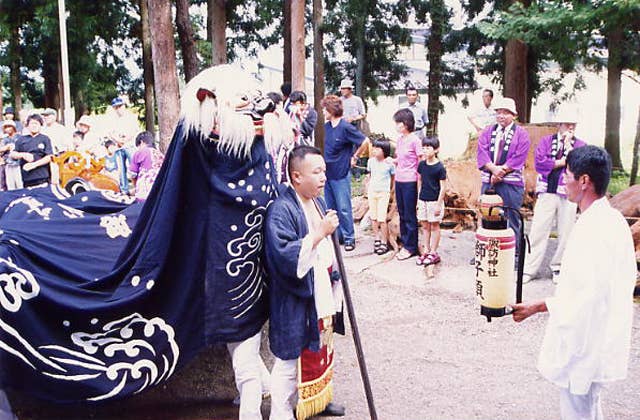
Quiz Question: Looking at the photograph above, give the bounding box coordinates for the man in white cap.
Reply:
[41,108,73,154]
[339,78,366,129]
[107,97,139,195]
[476,97,530,258]
[523,111,586,284]
[75,115,105,158]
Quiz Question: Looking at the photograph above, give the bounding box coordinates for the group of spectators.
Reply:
[0,98,164,200]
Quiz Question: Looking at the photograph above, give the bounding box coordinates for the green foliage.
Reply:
[323,0,411,101]
[609,169,635,196]
[0,0,140,112]
[479,0,640,101]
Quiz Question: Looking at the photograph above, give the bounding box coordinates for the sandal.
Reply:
[373,240,382,253]
[424,253,441,265]
[344,242,356,252]
[375,244,389,255]
[396,249,414,261]
[416,253,429,266]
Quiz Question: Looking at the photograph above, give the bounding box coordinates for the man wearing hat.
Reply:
[3,106,23,133]
[523,111,586,284]
[339,79,366,128]
[41,108,73,154]
[1,120,23,190]
[75,115,105,158]
[107,97,139,195]
[476,97,530,257]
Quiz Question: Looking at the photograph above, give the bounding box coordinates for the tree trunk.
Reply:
[209,0,227,65]
[504,39,528,122]
[291,0,305,91]
[175,0,199,82]
[426,0,445,137]
[283,0,292,85]
[73,90,87,122]
[355,38,365,99]
[42,46,61,110]
[604,27,624,170]
[140,0,156,134]
[312,0,325,151]
[629,105,640,186]
[9,21,22,113]
[147,0,181,152]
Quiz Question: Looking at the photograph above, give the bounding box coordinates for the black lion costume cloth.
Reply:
[0,65,292,403]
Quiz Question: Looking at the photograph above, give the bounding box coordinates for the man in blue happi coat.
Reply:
[265,145,346,420]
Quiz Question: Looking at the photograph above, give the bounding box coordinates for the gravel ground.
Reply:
[326,225,640,420]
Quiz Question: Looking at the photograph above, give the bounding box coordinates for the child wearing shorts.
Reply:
[416,137,447,265]
[366,138,395,255]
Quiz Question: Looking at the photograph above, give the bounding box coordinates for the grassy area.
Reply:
[609,170,638,196]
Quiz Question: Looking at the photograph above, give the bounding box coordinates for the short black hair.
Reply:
[26,114,44,126]
[287,144,322,180]
[483,89,494,98]
[372,138,391,158]
[406,86,418,95]
[104,139,116,148]
[289,90,307,104]
[566,145,611,197]
[280,82,292,97]
[266,92,283,105]
[135,131,155,147]
[422,136,440,149]
[393,108,415,132]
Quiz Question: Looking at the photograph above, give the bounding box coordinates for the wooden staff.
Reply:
[331,232,378,420]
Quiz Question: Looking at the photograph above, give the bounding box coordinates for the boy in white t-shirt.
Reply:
[366,138,395,255]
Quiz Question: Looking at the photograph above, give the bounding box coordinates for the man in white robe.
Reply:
[511,145,636,419]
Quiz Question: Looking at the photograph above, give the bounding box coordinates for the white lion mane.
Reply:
[180,64,292,159]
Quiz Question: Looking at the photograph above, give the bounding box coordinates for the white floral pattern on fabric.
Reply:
[100,214,132,238]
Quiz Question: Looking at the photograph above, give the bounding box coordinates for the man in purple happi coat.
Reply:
[523,111,586,284]
[476,97,531,256]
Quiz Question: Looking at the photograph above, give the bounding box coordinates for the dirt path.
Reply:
[325,227,640,419]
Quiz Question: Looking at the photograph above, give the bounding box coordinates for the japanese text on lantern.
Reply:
[475,241,485,299]
[487,238,500,278]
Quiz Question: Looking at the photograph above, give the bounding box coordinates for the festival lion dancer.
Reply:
[179,65,294,420]
[0,66,295,417]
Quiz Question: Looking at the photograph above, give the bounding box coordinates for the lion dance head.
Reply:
[180,64,293,159]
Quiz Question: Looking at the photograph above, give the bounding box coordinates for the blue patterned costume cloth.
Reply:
[0,121,277,403]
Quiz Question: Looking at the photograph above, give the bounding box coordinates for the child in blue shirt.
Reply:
[366,138,395,254]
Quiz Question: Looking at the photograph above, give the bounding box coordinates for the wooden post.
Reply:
[312,0,325,151]
[290,0,305,91]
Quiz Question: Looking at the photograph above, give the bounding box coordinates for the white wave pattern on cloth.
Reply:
[0,260,180,401]
[2,314,179,401]
[0,257,40,313]
[100,190,136,205]
[226,206,267,319]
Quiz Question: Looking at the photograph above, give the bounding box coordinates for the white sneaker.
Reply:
[522,274,532,284]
